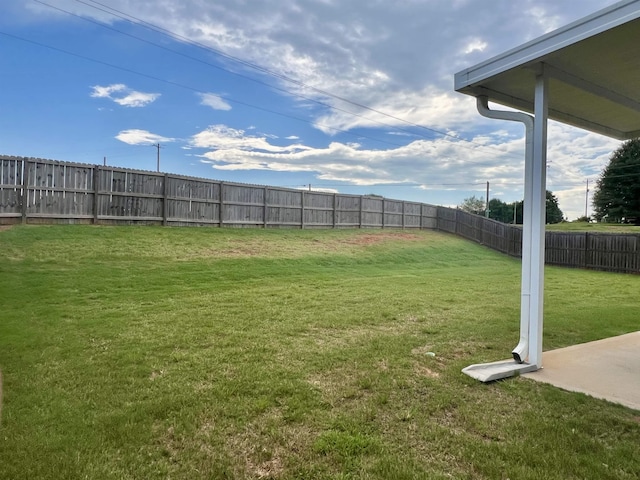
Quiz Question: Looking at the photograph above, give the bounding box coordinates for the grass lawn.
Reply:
[546,221,640,233]
[0,225,638,479]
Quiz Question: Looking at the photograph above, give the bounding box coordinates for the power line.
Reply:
[61,0,525,159]
[74,0,448,134]
[32,0,422,141]
[1,27,512,168]
[0,30,409,151]
[17,0,626,178]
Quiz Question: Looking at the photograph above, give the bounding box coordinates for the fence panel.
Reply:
[304,192,334,228]
[335,195,361,227]
[361,197,383,228]
[222,183,265,225]
[384,199,404,228]
[266,189,302,227]
[587,233,640,273]
[165,176,221,225]
[404,202,422,229]
[25,160,95,222]
[97,168,163,222]
[421,205,439,229]
[0,157,23,219]
[455,210,480,242]
[436,207,457,233]
[481,218,512,254]
[545,232,586,267]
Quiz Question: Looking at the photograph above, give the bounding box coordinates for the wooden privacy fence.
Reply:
[0,156,438,230]
[438,207,640,274]
[2,155,638,274]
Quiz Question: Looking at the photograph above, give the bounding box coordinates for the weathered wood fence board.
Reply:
[0,158,23,217]
[435,205,640,274]
[2,155,639,274]
[0,157,439,231]
[165,175,221,226]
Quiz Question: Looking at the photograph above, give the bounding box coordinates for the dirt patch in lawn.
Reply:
[196,231,427,259]
[344,232,423,245]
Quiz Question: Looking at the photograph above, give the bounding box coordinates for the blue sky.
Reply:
[0,0,624,219]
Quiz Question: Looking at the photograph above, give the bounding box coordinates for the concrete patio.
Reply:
[522,331,640,411]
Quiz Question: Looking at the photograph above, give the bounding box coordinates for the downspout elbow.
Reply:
[476,96,533,135]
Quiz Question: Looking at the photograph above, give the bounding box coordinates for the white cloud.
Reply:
[115,129,175,145]
[48,0,613,134]
[114,91,161,108]
[191,119,621,219]
[90,84,126,98]
[462,38,488,55]
[18,0,623,220]
[190,125,309,153]
[90,84,160,108]
[198,92,232,111]
[193,122,519,186]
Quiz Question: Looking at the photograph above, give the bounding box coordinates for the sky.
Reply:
[0,0,625,220]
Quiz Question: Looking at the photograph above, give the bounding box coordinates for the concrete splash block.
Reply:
[462,359,538,383]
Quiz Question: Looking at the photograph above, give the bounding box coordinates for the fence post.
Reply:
[359,196,363,229]
[381,198,385,229]
[510,225,516,256]
[453,208,459,235]
[162,173,168,226]
[20,159,28,224]
[219,182,224,227]
[301,190,305,229]
[481,217,486,245]
[636,234,640,273]
[332,193,337,229]
[93,166,100,225]
[263,187,268,228]
[402,201,406,230]
[584,232,589,268]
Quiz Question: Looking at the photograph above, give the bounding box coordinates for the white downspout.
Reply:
[476,96,534,364]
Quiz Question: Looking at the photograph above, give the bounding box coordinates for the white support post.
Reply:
[515,109,534,364]
[461,87,550,382]
[528,69,549,369]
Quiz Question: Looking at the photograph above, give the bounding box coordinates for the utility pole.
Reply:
[103,156,106,166]
[155,143,161,172]
[485,181,490,218]
[585,179,589,219]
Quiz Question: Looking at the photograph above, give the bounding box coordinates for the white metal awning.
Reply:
[454,0,640,382]
[455,0,640,140]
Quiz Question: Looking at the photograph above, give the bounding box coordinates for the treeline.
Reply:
[461,190,564,224]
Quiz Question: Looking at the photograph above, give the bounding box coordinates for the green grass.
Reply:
[0,225,638,479]
[547,221,640,233]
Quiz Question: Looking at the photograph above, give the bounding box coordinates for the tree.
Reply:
[459,195,485,215]
[488,194,561,224]
[545,190,564,224]
[593,138,640,224]
[488,198,512,223]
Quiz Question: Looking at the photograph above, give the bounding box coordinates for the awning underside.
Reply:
[456,16,640,139]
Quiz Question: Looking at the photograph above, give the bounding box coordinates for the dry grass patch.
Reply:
[194,231,429,260]
[223,408,316,479]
